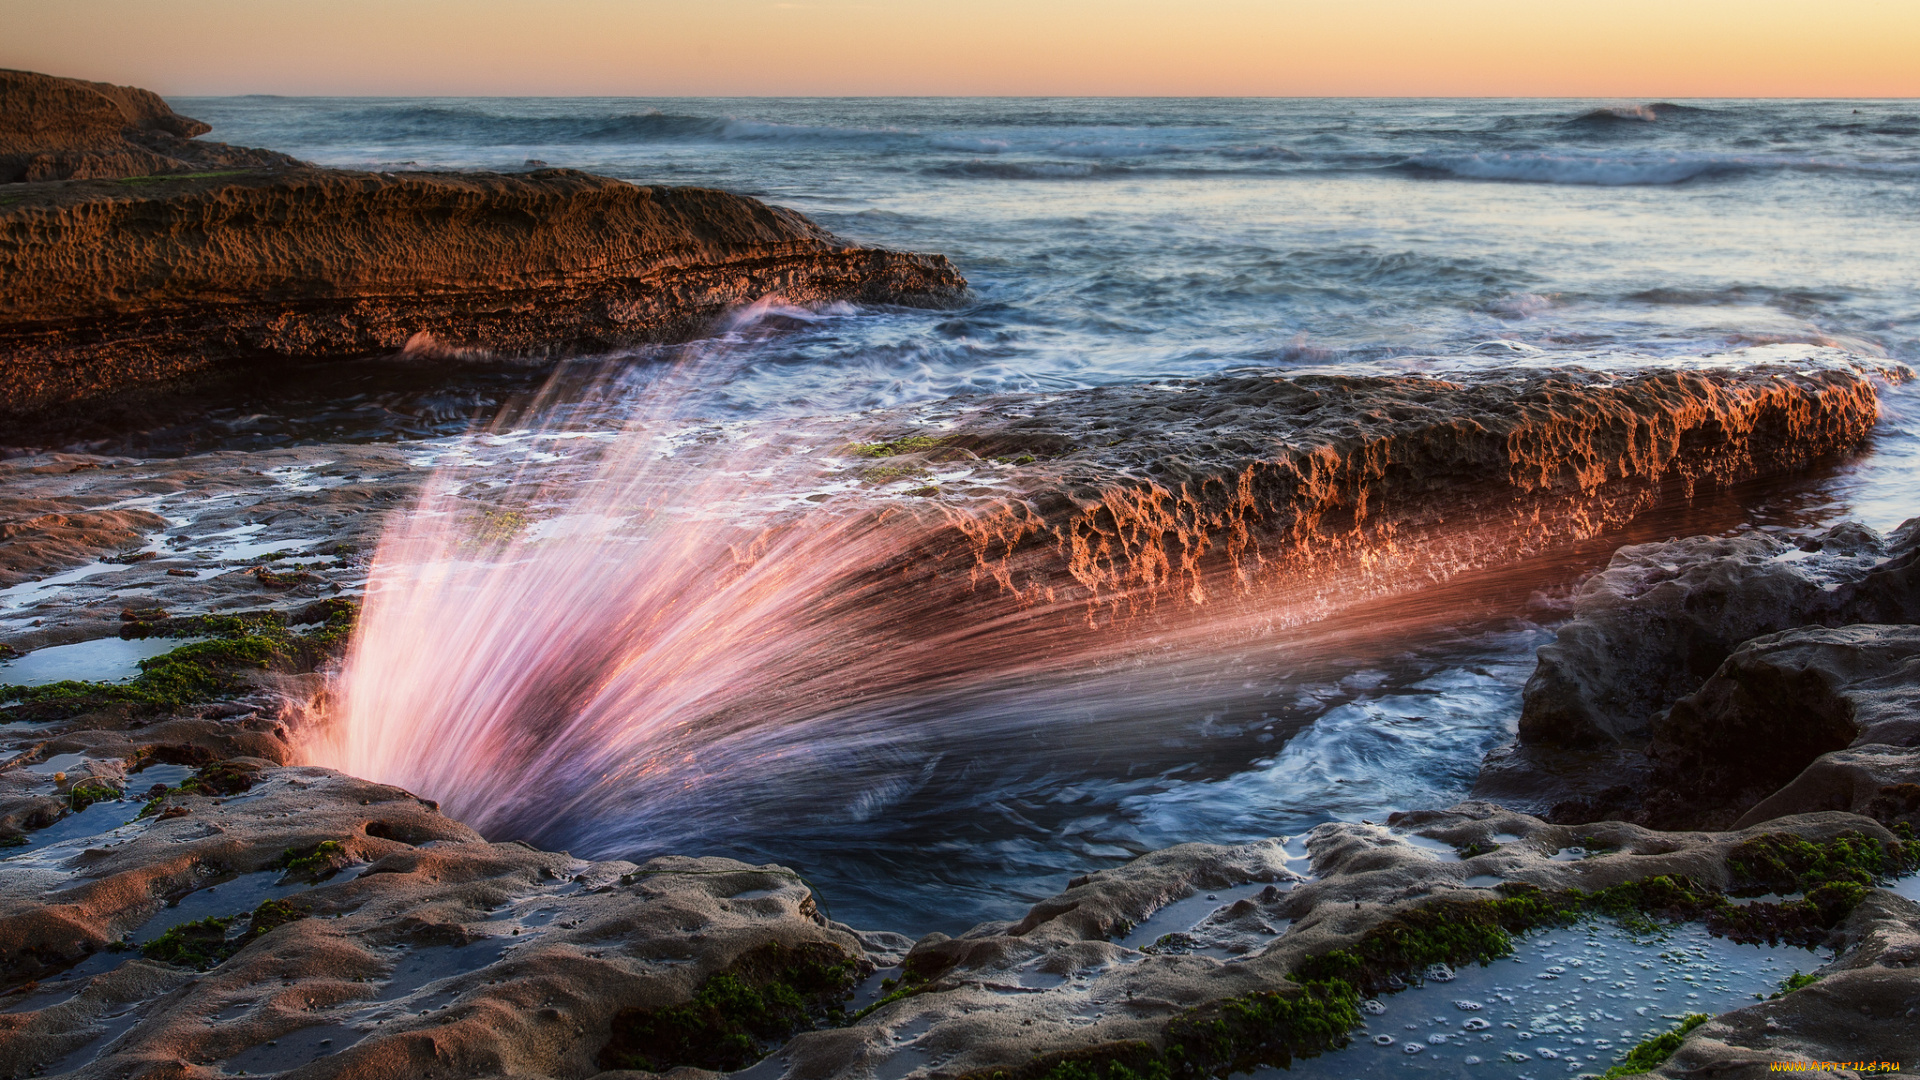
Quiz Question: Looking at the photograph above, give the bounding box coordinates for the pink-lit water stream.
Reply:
[302,338,1891,930]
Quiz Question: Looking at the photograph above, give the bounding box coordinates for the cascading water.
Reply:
[308,355,949,839]
[305,339,1456,872]
[305,340,1877,933]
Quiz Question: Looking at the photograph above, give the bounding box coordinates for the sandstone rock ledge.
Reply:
[3,705,1916,1080]
[4,617,1918,1080]
[840,364,1892,638]
[0,72,967,418]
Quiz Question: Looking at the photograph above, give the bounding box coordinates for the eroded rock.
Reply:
[0,760,866,1079]
[0,68,301,184]
[1516,518,1920,750]
[885,365,1893,634]
[0,71,967,417]
[1640,625,1920,829]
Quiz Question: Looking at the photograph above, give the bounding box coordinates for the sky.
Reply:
[3,0,1917,98]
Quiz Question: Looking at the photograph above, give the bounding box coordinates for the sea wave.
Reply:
[715,118,908,143]
[1401,150,1920,186]
[927,159,1118,180]
[323,106,912,146]
[1564,102,1707,127]
[1400,151,1746,186]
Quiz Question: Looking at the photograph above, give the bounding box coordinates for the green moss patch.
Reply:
[140,897,311,970]
[182,761,260,797]
[849,434,950,458]
[66,780,122,812]
[598,941,863,1073]
[1601,1013,1708,1078]
[279,840,348,880]
[859,462,932,485]
[1727,831,1917,896]
[111,169,257,186]
[141,915,237,970]
[136,761,260,817]
[1768,970,1821,999]
[2,602,357,720]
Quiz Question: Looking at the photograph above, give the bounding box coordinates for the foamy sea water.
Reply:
[142,97,1920,931]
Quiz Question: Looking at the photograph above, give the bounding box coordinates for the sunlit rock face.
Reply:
[312,362,1888,862]
[0,68,300,183]
[0,72,967,417]
[930,366,1889,621]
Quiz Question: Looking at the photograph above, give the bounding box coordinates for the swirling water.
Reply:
[170,96,1920,931]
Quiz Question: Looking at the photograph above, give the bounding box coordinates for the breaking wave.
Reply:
[1564,102,1708,127]
[1400,151,1919,186]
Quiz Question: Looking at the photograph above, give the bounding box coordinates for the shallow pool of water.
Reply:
[1254,921,1824,1080]
[0,636,201,687]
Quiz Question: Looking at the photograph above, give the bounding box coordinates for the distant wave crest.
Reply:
[1564,102,1706,127]
[1401,150,1916,187]
[1400,151,1744,186]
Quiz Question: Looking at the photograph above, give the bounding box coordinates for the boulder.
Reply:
[1517,518,1920,748]
[1641,624,1920,828]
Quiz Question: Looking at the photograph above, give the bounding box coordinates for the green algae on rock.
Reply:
[1600,1013,1709,1079]
[598,941,866,1072]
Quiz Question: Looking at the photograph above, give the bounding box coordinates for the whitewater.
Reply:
[171,96,1920,931]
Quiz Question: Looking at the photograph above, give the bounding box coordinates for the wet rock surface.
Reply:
[0,72,966,417]
[1514,518,1919,751]
[0,444,410,642]
[0,507,1912,1068]
[875,365,1888,629]
[8,717,1915,1080]
[1477,514,1920,832]
[0,770,868,1079]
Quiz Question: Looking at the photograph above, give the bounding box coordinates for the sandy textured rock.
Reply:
[0,69,300,184]
[4,687,1916,1080]
[756,804,1914,1080]
[1738,744,1920,832]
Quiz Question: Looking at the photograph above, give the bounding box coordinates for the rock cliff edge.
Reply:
[0,71,967,417]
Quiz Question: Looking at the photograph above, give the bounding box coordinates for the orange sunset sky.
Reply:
[3,0,1917,98]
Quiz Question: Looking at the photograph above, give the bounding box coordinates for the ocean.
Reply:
[167,96,1920,931]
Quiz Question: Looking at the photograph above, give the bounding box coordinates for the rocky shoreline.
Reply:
[2,67,1917,1080]
[0,71,965,419]
[4,360,1918,1079]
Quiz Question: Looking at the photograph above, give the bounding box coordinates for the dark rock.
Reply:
[1516,518,1920,749]
[1737,743,1920,831]
[1640,625,1920,829]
